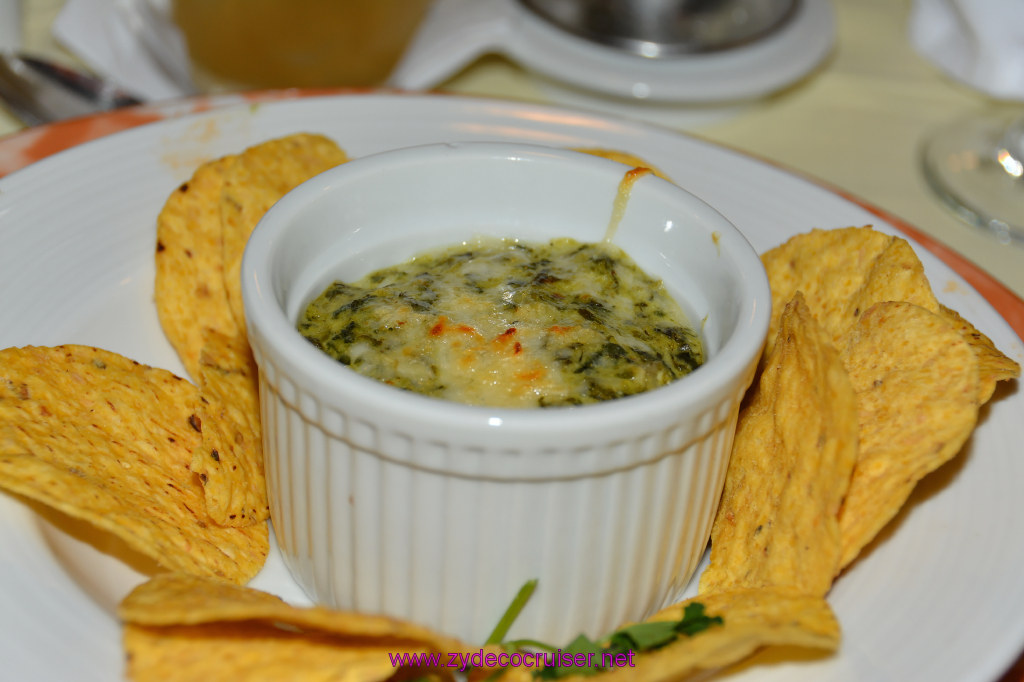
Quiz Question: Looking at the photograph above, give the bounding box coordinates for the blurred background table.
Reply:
[2,0,1021,303]
[1,0,1022,680]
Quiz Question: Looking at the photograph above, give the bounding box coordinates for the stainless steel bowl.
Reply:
[518,0,800,57]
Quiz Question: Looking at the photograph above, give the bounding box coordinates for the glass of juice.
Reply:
[171,0,434,91]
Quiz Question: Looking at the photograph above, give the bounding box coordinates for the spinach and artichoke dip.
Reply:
[297,237,703,408]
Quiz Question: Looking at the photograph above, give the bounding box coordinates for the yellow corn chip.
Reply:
[575,588,839,682]
[120,573,463,645]
[837,302,979,568]
[220,133,348,329]
[0,345,267,582]
[154,133,346,525]
[154,156,242,379]
[123,623,412,682]
[120,573,466,682]
[936,304,1020,404]
[191,329,267,526]
[761,226,939,355]
[699,294,858,598]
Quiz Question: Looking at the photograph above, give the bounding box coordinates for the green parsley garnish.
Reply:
[486,579,539,645]
[489,581,724,678]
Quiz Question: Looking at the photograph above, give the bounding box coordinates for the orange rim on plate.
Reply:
[2,87,1021,342]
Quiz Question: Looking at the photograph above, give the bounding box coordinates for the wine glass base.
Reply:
[921,109,1024,245]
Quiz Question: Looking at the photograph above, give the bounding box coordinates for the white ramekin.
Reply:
[241,141,769,644]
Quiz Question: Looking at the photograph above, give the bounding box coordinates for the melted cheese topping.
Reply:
[297,237,702,408]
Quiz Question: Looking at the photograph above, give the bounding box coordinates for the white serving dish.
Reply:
[241,141,770,643]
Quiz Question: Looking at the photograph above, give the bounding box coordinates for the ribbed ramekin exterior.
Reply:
[256,350,743,644]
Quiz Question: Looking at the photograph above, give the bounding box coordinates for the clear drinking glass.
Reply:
[912,0,1024,244]
[920,107,1024,244]
[170,0,434,91]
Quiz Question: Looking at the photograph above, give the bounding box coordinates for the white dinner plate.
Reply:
[0,92,1022,682]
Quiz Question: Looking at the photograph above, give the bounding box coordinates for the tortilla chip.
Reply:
[124,623,407,682]
[123,623,416,682]
[120,573,466,682]
[572,147,672,181]
[699,294,858,598]
[761,226,939,355]
[580,588,839,682]
[837,302,979,568]
[154,133,346,524]
[154,156,242,379]
[220,133,348,329]
[191,329,267,526]
[936,304,1020,404]
[0,345,268,582]
[120,573,461,644]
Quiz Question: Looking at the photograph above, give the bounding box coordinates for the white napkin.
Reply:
[51,0,195,101]
[909,0,1024,100]
[0,0,22,51]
